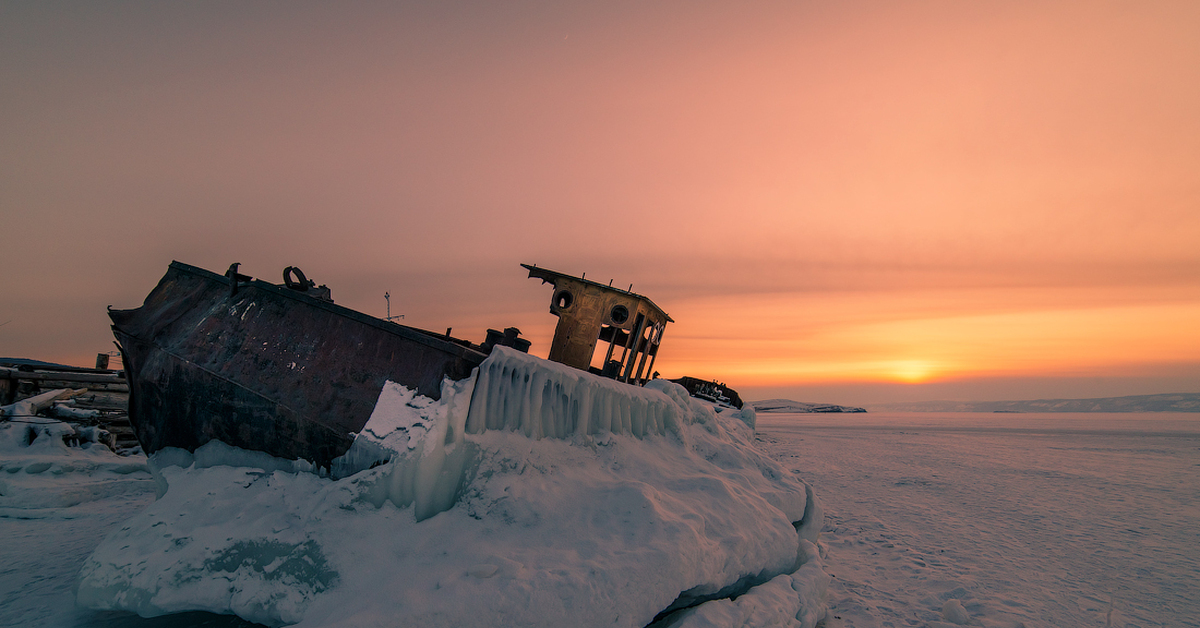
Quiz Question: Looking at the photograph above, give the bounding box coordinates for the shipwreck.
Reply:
[110,261,741,468]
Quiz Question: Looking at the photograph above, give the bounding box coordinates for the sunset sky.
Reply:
[3,1,1198,405]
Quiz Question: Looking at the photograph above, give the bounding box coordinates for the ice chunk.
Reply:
[330,373,478,520]
[0,388,78,418]
[76,464,336,626]
[49,402,101,421]
[0,419,153,510]
[658,540,829,628]
[331,379,454,478]
[795,482,824,546]
[467,346,683,439]
[943,598,972,625]
[80,350,813,628]
[733,405,757,430]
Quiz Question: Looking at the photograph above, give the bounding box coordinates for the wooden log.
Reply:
[1,387,84,418]
[0,367,125,385]
[35,380,129,393]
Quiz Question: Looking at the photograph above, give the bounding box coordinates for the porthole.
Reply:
[609,304,629,325]
[554,290,574,310]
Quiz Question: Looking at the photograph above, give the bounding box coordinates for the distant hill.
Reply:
[875,393,1200,413]
[0,357,79,370]
[751,399,867,413]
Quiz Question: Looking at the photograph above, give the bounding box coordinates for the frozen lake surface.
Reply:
[3,411,1197,627]
[756,412,1200,628]
[0,484,260,628]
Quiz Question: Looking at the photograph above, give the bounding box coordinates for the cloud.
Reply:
[3,1,1199,403]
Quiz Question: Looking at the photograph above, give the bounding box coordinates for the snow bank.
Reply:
[78,349,826,627]
[0,419,153,512]
[660,540,829,628]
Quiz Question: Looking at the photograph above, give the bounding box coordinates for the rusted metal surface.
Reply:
[669,376,744,409]
[522,264,671,384]
[110,261,489,468]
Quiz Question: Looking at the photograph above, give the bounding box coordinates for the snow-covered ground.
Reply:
[4,350,825,628]
[756,411,1200,628]
[0,418,235,627]
[3,383,1197,627]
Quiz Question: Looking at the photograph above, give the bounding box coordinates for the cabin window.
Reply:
[609,304,629,325]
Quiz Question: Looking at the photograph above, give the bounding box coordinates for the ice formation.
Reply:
[466,346,687,440]
[661,540,830,628]
[77,349,828,627]
[0,419,153,512]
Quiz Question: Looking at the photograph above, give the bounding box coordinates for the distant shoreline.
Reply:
[870,392,1200,413]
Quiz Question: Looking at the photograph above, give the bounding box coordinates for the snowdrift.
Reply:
[0,419,153,512]
[77,348,827,627]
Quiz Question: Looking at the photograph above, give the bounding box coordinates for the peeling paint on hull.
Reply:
[110,261,488,468]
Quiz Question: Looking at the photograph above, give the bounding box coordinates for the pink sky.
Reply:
[3,1,1198,405]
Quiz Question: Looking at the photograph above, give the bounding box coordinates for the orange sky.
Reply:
[2,1,1198,404]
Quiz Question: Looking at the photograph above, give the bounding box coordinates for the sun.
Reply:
[889,360,937,384]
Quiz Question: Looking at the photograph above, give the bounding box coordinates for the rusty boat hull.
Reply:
[110,262,488,468]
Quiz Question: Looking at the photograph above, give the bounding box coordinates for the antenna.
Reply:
[384,292,405,321]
